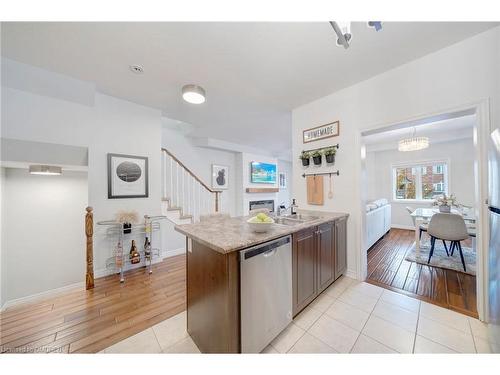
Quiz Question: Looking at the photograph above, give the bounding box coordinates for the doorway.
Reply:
[358,103,490,320]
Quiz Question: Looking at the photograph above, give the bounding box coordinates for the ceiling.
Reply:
[1,22,497,155]
[363,114,475,151]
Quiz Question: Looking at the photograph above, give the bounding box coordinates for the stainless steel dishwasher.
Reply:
[240,235,292,353]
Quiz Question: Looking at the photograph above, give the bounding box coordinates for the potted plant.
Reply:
[299,151,311,167]
[311,150,322,165]
[323,146,337,164]
[433,194,457,213]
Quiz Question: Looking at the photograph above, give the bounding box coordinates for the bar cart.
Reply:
[97,215,167,283]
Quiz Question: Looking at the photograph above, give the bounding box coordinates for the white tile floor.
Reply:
[101,276,499,354]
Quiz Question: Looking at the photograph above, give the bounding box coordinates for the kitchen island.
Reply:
[175,210,349,353]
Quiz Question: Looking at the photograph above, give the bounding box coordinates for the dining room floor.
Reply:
[366,228,478,318]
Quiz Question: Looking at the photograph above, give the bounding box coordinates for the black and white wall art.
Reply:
[108,153,149,199]
[279,172,287,189]
[212,164,229,190]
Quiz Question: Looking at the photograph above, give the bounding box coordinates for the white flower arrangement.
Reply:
[433,193,458,207]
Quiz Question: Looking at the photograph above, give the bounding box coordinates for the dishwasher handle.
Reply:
[240,236,290,261]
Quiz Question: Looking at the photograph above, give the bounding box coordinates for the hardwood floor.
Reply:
[366,229,478,318]
[0,254,186,354]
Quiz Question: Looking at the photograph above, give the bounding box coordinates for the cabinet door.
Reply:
[317,222,335,293]
[334,218,347,279]
[292,227,317,316]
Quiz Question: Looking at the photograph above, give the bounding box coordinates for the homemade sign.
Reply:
[303,121,339,143]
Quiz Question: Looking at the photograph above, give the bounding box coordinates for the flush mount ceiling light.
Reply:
[398,128,430,152]
[182,84,206,104]
[29,165,62,175]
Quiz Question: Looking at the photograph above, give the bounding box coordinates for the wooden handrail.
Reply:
[85,206,95,290]
[161,148,220,193]
[161,148,221,212]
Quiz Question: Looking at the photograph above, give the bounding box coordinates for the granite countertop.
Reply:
[174,210,349,254]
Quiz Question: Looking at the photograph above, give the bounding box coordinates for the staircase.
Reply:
[161,148,222,225]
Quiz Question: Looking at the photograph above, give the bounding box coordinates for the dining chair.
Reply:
[406,206,428,239]
[427,213,469,272]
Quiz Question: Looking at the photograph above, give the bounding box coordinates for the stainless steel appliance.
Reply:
[240,236,292,353]
[488,128,500,345]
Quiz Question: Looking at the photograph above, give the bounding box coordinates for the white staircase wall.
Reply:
[162,123,237,216]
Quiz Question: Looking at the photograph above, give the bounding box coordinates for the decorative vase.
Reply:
[312,155,322,165]
[439,205,451,213]
[301,158,310,167]
[325,154,335,164]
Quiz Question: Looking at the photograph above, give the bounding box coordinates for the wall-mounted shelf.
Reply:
[246,187,279,193]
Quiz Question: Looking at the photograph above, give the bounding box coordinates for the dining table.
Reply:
[410,207,476,256]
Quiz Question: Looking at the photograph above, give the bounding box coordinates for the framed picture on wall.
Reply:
[250,162,277,184]
[108,153,149,199]
[212,164,229,189]
[279,172,287,189]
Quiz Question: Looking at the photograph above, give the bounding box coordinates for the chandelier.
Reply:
[398,127,429,152]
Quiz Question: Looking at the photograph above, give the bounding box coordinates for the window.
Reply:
[433,182,445,193]
[433,165,444,174]
[393,162,448,201]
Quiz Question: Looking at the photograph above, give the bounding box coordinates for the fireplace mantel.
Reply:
[245,188,279,193]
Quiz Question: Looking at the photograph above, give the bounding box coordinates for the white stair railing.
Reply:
[161,148,221,222]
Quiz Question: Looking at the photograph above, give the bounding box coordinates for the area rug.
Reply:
[405,238,476,276]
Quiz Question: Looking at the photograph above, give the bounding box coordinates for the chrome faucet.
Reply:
[277,199,298,216]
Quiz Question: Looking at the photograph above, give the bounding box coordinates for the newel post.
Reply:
[85,206,95,290]
[215,192,220,213]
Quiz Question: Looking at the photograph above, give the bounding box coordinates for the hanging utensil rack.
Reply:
[302,143,340,154]
[301,171,340,178]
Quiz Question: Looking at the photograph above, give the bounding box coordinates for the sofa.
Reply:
[365,199,391,251]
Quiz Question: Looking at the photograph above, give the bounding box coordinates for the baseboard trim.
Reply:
[1,281,84,311]
[391,224,415,231]
[345,269,358,280]
[162,247,186,258]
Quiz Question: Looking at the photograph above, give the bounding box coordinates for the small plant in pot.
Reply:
[311,150,322,166]
[323,146,337,164]
[299,151,311,167]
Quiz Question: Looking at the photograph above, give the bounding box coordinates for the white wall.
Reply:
[292,27,500,278]
[2,169,88,305]
[367,137,475,229]
[0,168,5,305]
[277,160,293,208]
[1,61,163,280]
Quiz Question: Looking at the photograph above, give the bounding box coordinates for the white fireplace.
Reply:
[249,199,275,213]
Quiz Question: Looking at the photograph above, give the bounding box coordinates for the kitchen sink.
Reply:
[282,214,320,221]
[273,217,305,226]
